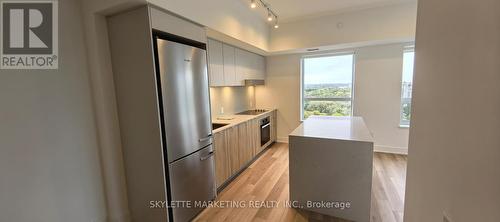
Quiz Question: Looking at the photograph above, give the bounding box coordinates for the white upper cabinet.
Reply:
[222,44,238,86]
[254,54,265,80]
[235,48,265,82]
[207,39,224,86]
[207,39,266,87]
[235,48,252,85]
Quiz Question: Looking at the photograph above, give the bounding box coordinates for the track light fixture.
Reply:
[250,0,257,8]
[249,0,279,28]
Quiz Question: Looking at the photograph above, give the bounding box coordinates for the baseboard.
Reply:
[374,145,408,155]
[277,136,289,143]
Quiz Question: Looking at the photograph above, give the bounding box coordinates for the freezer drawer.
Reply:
[168,145,216,221]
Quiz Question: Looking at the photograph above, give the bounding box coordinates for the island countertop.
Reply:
[289,116,374,143]
[288,116,374,221]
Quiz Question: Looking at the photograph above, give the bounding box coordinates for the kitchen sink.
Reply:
[212,123,228,130]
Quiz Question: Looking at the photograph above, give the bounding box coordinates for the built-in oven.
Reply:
[260,117,271,146]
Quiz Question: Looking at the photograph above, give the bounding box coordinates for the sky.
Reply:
[303,54,353,85]
[303,52,415,85]
[402,51,415,83]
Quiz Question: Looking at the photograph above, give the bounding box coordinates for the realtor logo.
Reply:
[1,1,58,69]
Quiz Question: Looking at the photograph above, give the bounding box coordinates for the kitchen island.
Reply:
[289,116,374,222]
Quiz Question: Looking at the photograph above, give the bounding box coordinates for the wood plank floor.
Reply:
[194,143,407,222]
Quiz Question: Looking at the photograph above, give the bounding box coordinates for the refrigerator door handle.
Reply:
[198,135,212,142]
[200,151,215,161]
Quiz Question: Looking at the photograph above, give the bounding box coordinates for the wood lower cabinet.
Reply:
[226,126,240,175]
[238,122,253,170]
[214,124,247,188]
[214,110,277,189]
[214,130,230,188]
[249,118,260,158]
[271,110,277,142]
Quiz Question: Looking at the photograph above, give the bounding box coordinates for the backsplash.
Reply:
[209,86,255,116]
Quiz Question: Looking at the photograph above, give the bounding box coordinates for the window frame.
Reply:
[300,52,356,121]
[399,46,415,127]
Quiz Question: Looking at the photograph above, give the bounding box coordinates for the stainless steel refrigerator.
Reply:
[107,6,216,222]
[153,34,216,222]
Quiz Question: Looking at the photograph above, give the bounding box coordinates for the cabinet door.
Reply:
[237,122,251,167]
[223,44,238,86]
[207,39,225,87]
[255,54,266,80]
[248,52,257,79]
[250,118,261,156]
[271,110,277,142]
[226,126,240,175]
[247,119,256,158]
[235,48,250,85]
[254,119,261,156]
[214,131,230,188]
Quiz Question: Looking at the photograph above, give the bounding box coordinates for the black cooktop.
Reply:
[236,109,268,115]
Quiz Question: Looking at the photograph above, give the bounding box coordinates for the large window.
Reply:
[301,54,354,120]
[400,49,415,126]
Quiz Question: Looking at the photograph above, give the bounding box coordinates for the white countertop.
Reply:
[288,116,374,221]
[289,116,374,142]
[212,109,276,133]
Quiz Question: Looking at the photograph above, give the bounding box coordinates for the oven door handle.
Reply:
[261,123,270,129]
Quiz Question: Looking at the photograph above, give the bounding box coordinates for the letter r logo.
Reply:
[0,1,58,69]
[2,2,53,54]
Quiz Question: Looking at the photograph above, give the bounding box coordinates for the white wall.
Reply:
[0,0,107,222]
[255,54,301,142]
[148,0,270,50]
[354,44,410,154]
[403,0,500,221]
[80,1,141,222]
[210,86,256,117]
[256,43,410,152]
[270,3,417,52]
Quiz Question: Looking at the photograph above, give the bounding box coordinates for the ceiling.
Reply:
[261,0,416,22]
